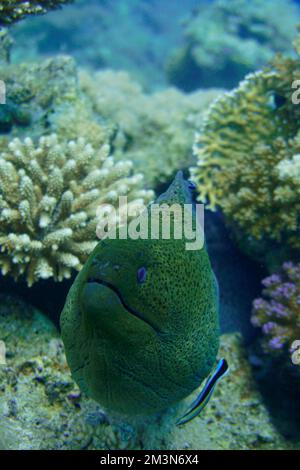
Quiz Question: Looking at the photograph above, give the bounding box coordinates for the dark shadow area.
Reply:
[205,210,266,344]
[250,351,300,442]
[167,44,252,92]
[0,274,75,330]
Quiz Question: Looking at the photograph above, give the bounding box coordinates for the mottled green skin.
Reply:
[60,172,219,416]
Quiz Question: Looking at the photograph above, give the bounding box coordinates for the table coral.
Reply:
[251,262,300,355]
[0,134,153,286]
[167,0,299,91]
[191,40,300,268]
[0,1,72,26]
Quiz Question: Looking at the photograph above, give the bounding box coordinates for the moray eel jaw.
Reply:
[81,279,161,335]
[74,279,181,416]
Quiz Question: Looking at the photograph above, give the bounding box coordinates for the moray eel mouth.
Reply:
[86,278,161,334]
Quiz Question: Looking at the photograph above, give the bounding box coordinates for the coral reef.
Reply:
[0,55,78,139]
[81,69,223,186]
[1,293,298,449]
[0,55,222,188]
[10,0,199,90]
[0,54,114,155]
[167,0,299,91]
[0,134,153,286]
[252,262,300,355]
[0,0,72,26]
[191,41,300,269]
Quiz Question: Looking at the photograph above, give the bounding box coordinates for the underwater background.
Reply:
[0,0,300,450]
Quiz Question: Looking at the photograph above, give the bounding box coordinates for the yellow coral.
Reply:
[277,153,300,181]
[191,62,300,267]
[191,70,280,209]
[0,134,153,286]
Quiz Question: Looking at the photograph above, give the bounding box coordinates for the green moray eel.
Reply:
[60,172,220,417]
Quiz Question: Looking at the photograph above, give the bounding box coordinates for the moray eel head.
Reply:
[60,172,220,416]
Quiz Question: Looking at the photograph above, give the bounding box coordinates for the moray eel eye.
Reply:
[188,180,196,191]
[137,266,147,284]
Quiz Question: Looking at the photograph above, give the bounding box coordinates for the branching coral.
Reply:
[0,0,72,25]
[0,134,153,286]
[167,0,299,90]
[191,42,300,268]
[252,262,300,355]
[80,69,223,187]
[1,56,222,189]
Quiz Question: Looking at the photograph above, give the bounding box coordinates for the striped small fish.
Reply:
[177,358,229,426]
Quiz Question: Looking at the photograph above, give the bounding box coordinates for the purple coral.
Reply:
[251,262,300,354]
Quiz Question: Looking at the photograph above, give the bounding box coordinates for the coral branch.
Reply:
[0,134,154,285]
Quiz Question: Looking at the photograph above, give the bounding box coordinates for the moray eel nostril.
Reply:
[61,171,221,417]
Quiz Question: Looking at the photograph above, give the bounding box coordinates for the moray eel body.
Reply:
[60,172,219,416]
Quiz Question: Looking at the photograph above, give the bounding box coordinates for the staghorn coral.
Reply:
[80,69,223,187]
[191,43,300,269]
[0,0,72,26]
[0,134,153,286]
[167,0,299,91]
[251,262,300,356]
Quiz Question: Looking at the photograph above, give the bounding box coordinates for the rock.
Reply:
[0,293,298,449]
